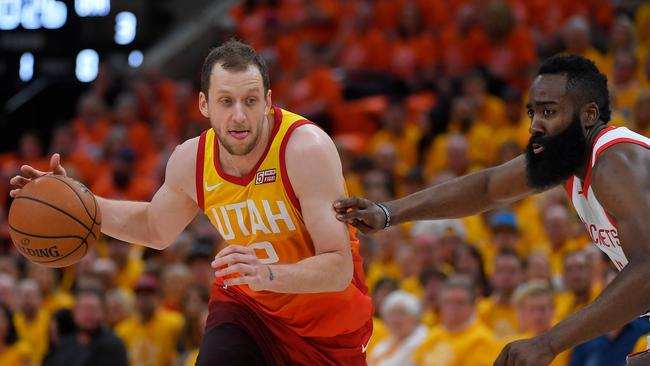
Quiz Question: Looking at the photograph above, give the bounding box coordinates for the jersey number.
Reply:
[249,241,279,264]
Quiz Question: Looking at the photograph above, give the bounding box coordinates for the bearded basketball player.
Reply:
[11,40,373,365]
[335,55,650,366]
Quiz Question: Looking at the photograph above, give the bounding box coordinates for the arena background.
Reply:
[1,0,650,365]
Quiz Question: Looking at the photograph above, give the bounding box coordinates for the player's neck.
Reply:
[575,122,608,180]
[219,114,274,177]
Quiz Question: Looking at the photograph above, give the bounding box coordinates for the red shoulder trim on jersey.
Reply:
[565,176,575,201]
[582,136,650,197]
[213,106,283,186]
[196,130,207,211]
[280,120,314,213]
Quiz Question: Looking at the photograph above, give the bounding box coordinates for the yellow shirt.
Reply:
[42,290,74,314]
[369,124,422,170]
[477,297,518,339]
[0,342,30,366]
[422,309,439,329]
[401,276,424,298]
[366,260,402,294]
[115,257,144,292]
[532,238,587,279]
[413,320,498,366]
[13,310,50,365]
[182,349,199,366]
[554,287,600,323]
[116,309,184,366]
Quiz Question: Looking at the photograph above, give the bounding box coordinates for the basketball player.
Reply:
[10,40,373,365]
[335,55,650,366]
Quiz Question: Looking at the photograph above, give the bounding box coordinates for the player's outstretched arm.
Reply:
[494,143,650,366]
[213,125,354,293]
[334,155,536,234]
[97,138,200,249]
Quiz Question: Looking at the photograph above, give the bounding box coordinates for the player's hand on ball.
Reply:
[9,153,67,198]
[333,197,386,234]
[212,245,268,291]
[494,336,556,366]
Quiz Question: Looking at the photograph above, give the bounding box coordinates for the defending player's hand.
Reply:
[333,197,386,234]
[212,245,268,291]
[494,336,556,366]
[9,153,67,198]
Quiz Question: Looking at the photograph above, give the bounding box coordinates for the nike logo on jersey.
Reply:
[205,182,223,192]
[361,341,369,353]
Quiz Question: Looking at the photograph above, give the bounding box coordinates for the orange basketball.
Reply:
[8,175,101,268]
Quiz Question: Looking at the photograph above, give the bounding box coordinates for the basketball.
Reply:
[8,175,101,268]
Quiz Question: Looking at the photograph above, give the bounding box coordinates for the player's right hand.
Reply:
[9,153,67,198]
[333,197,387,234]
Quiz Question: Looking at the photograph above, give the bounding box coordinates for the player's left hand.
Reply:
[211,245,268,291]
[494,336,556,366]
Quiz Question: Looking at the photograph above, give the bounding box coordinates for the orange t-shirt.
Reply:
[196,106,373,338]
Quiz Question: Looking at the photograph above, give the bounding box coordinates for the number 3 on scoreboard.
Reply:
[248,241,279,264]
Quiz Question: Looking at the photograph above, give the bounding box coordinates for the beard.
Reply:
[216,116,265,156]
[525,113,589,190]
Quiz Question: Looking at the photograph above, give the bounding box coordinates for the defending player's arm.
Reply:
[335,155,536,233]
[494,143,650,366]
[212,125,354,293]
[10,140,200,250]
[96,138,199,249]
[538,143,650,355]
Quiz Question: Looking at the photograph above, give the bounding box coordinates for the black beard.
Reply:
[525,114,589,190]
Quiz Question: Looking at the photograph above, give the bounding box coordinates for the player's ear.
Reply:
[199,91,209,118]
[266,89,272,113]
[582,102,600,128]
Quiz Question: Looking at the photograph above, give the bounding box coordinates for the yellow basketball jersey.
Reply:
[196,106,372,337]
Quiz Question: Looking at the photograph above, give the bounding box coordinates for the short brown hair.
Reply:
[200,39,270,97]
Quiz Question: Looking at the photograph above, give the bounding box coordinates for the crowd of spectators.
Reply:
[1,1,650,365]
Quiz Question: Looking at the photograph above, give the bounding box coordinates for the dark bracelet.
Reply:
[376,203,391,229]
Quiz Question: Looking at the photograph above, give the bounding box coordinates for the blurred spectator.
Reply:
[366,227,403,292]
[512,281,570,366]
[561,16,607,73]
[27,264,74,314]
[44,288,127,366]
[368,291,427,366]
[453,244,491,298]
[555,250,598,321]
[106,238,144,293]
[534,204,586,283]
[513,280,555,336]
[186,240,215,290]
[47,309,74,347]
[160,264,190,312]
[482,211,521,274]
[14,279,49,365]
[48,125,95,185]
[419,267,447,328]
[367,277,399,354]
[478,249,524,339]
[105,289,133,329]
[115,274,184,366]
[525,252,552,285]
[0,303,29,366]
[611,50,643,120]
[0,273,17,311]
[176,285,209,366]
[413,276,498,366]
[633,90,650,136]
[71,92,111,159]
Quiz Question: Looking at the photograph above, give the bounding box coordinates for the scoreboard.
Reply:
[0,0,157,87]
[0,0,167,152]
